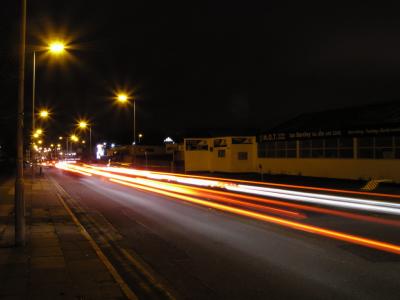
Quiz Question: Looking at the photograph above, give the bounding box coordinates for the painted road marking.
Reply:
[50,178,139,300]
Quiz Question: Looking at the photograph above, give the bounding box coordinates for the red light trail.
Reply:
[55,162,400,255]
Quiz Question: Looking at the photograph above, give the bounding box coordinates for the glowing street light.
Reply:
[77,119,92,159]
[115,91,137,145]
[32,40,67,141]
[70,135,79,142]
[38,109,49,119]
[48,41,66,54]
[35,128,43,135]
[117,93,128,103]
[78,121,88,129]
[59,136,63,140]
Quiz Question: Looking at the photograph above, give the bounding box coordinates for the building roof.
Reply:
[270,100,400,132]
[180,128,258,139]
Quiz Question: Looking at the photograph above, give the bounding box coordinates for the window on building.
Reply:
[396,137,400,159]
[259,137,357,159]
[358,137,374,158]
[375,136,394,159]
[277,141,286,158]
[311,139,324,158]
[186,139,208,151]
[325,138,338,158]
[258,143,267,158]
[287,140,297,158]
[214,139,227,147]
[357,136,398,159]
[218,149,225,158]
[238,152,248,160]
[338,137,353,158]
[299,140,311,158]
[299,138,354,159]
[258,141,297,158]
[232,137,253,144]
[266,142,277,157]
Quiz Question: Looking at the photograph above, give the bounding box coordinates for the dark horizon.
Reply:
[2,1,400,152]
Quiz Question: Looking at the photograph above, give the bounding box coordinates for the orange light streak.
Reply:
[110,178,400,256]
[55,163,92,176]
[130,178,305,219]
[137,169,400,199]
[57,163,400,254]
[60,163,400,227]
[168,181,400,228]
[83,164,400,199]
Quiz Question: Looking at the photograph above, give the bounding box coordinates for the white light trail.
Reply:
[226,185,400,215]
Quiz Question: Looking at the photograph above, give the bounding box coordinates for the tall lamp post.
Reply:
[77,120,92,160]
[32,42,65,136]
[116,93,136,145]
[31,41,65,170]
[15,0,27,246]
[69,135,79,155]
[31,109,49,178]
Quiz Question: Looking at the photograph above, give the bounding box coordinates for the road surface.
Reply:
[48,165,400,299]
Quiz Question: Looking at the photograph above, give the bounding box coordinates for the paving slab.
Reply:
[0,176,128,300]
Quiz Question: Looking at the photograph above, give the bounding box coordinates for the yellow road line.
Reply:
[50,178,138,300]
[78,210,176,299]
[120,248,176,300]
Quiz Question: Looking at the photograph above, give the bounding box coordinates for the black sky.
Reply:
[2,1,400,149]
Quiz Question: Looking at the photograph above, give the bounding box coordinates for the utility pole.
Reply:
[15,0,27,246]
[31,51,36,178]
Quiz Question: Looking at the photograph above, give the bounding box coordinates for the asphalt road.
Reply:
[48,168,400,300]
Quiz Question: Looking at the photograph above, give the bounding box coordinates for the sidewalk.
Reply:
[0,175,126,300]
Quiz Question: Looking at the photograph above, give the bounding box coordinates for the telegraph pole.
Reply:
[15,0,27,246]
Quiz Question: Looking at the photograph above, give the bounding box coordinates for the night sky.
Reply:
[2,1,400,151]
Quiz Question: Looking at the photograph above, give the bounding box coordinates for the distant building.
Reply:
[107,144,185,171]
[184,136,257,173]
[107,145,166,162]
[258,100,400,182]
[183,101,400,182]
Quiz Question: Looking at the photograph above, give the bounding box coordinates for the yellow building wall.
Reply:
[210,147,231,172]
[184,137,400,182]
[258,158,400,182]
[229,143,257,172]
[184,150,211,171]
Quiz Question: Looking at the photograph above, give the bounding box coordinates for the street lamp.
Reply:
[38,109,49,119]
[116,92,137,145]
[49,41,65,54]
[68,134,79,154]
[32,41,66,135]
[117,93,128,103]
[77,120,92,160]
[31,41,65,177]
